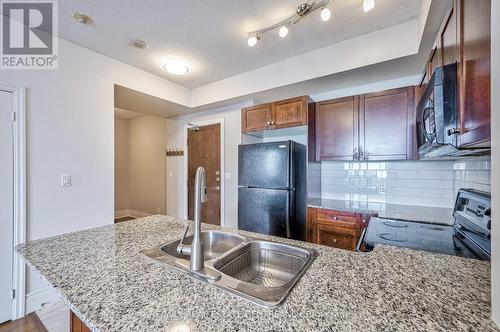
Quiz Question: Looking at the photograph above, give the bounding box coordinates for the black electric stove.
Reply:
[360,189,491,261]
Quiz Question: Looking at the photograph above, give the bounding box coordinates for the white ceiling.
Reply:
[58,0,420,88]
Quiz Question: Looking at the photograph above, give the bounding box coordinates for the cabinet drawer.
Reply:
[316,222,361,251]
[316,212,358,228]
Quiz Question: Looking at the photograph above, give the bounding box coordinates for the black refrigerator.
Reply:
[238,140,306,241]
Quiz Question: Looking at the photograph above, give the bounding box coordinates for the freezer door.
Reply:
[238,187,290,238]
[238,141,291,189]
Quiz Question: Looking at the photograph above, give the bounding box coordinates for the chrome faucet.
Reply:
[177,167,207,271]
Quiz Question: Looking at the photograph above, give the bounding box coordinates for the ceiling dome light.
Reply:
[363,0,375,12]
[320,8,331,21]
[163,60,189,75]
[247,36,258,47]
[279,26,289,38]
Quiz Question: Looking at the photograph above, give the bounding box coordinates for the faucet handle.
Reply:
[179,224,189,245]
[177,224,192,256]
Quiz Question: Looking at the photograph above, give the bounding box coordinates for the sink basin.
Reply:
[161,230,245,260]
[141,230,317,308]
[213,241,310,287]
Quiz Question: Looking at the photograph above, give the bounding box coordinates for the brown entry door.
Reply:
[187,123,221,225]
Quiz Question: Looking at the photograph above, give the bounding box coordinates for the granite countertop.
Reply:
[17,215,497,332]
[308,198,455,225]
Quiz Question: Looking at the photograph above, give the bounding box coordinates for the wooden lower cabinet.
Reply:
[70,311,91,332]
[307,207,373,251]
[316,221,362,251]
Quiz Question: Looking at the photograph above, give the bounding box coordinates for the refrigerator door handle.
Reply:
[286,192,291,238]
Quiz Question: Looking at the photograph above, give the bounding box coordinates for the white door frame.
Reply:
[0,84,27,319]
[183,118,225,226]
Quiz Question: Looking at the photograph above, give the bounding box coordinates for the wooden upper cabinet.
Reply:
[418,0,491,148]
[360,87,415,160]
[315,87,415,162]
[440,4,458,66]
[241,96,310,133]
[241,103,273,132]
[316,96,358,161]
[428,46,439,78]
[273,96,308,129]
[457,0,491,147]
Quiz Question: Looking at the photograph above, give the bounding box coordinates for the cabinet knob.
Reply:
[267,121,271,125]
[353,152,359,160]
[447,128,461,136]
[270,121,275,125]
[332,238,338,243]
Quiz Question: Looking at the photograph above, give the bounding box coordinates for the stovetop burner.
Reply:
[382,220,408,228]
[378,233,409,243]
[361,217,482,260]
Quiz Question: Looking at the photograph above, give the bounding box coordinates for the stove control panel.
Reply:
[453,189,491,236]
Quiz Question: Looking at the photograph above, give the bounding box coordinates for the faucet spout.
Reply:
[190,166,206,271]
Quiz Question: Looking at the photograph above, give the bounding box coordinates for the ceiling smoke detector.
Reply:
[128,39,148,50]
[72,12,91,25]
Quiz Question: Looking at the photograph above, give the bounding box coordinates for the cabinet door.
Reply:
[439,3,458,66]
[316,222,360,251]
[273,96,307,129]
[428,46,439,77]
[360,87,415,160]
[457,0,491,147]
[306,208,315,243]
[316,96,359,161]
[242,104,272,132]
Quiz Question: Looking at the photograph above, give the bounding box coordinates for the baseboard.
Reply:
[25,287,59,314]
[114,209,152,219]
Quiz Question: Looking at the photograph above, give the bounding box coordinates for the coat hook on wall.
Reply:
[166,148,184,157]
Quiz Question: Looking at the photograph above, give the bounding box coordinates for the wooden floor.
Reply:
[0,313,47,332]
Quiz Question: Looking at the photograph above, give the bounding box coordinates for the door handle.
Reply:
[210,186,220,191]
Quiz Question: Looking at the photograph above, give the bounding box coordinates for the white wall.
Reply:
[165,101,252,229]
[128,115,167,215]
[115,118,130,211]
[491,0,499,325]
[1,37,189,309]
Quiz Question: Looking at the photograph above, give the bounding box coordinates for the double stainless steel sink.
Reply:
[141,230,317,308]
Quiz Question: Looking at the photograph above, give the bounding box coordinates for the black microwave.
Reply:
[416,63,458,158]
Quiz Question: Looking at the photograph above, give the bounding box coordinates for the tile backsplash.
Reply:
[320,157,491,208]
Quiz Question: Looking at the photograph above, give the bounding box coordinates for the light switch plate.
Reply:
[61,175,72,187]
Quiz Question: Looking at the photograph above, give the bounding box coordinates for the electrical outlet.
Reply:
[61,175,72,187]
[379,182,387,194]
